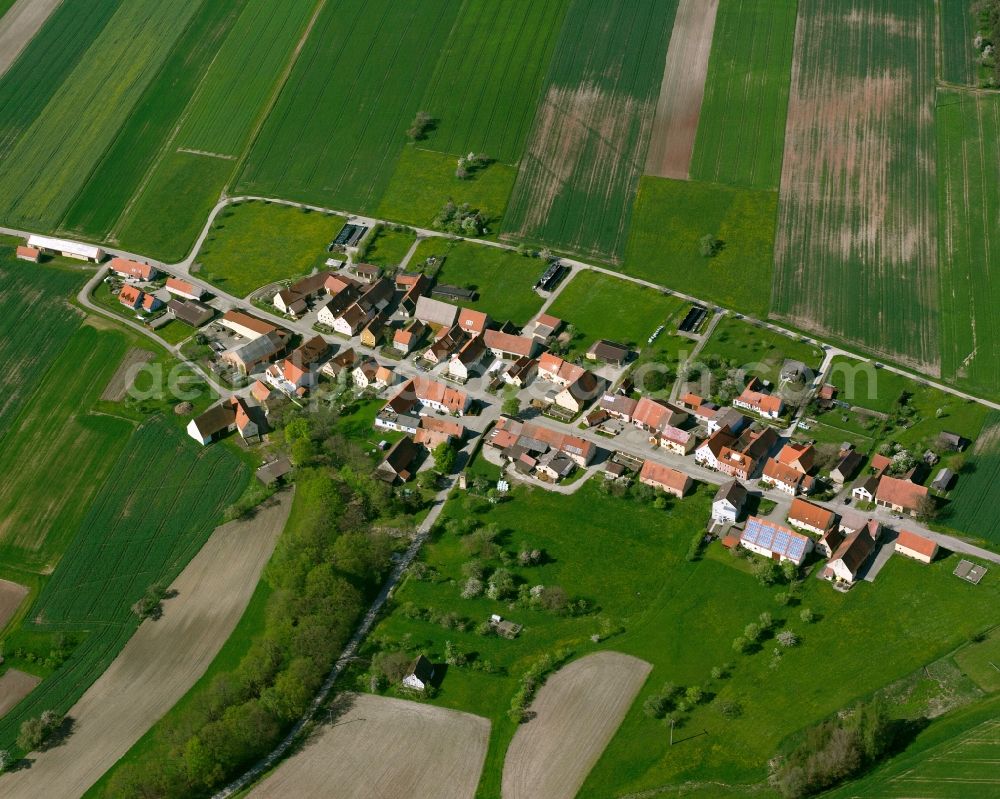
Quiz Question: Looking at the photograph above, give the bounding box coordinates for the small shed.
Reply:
[931,468,955,493]
[402,655,434,691]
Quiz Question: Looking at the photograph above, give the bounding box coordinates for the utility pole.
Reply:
[670,717,675,746]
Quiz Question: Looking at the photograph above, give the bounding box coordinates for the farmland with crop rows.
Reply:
[771,0,940,372]
[501,0,677,263]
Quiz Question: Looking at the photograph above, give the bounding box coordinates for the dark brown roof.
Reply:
[830,527,877,575]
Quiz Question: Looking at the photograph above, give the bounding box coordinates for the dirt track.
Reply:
[0,0,63,79]
[0,669,40,718]
[645,0,719,179]
[0,578,28,630]
[502,650,652,799]
[247,692,489,799]
[0,490,293,799]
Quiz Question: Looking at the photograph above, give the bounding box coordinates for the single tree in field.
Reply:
[407,111,433,141]
[433,441,457,473]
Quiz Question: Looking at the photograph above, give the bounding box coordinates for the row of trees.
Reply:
[102,411,416,798]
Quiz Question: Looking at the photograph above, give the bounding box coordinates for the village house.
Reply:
[165,277,204,301]
[414,295,459,328]
[117,284,145,310]
[599,393,638,420]
[776,442,815,473]
[823,523,878,586]
[408,376,471,415]
[639,459,692,498]
[16,245,40,262]
[733,377,784,419]
[706,407,751,436]
[716,427,778,481]
[531,313,563,341]
[352,359,380,389]
[632,397,688,433]
[393,320,426,355]
[250,379,279,410]
[395,273,431,317]
[875,475,929,517]
[360,313,387,348]
[586,339,631,366]
[109,257,158,281]
[457,307,489,336]
[738,516,813,567]
[448,335,488,381]
[503,355,537,388]
[894,529,939,563]
[553,370,602,414]
[483,329,539,361]
[376,437,420,484]
[651,424,696,455]
[273,270,338,316]
[273,288,307,317]
[402,655,434,691]
[222,330,286,375]
[421,324,467,366]
[413,416,464,449]
[319,347,357,379]
[760,458,810,495]
[220,310,278,340]
[316,284,361,327]
[168,299,214,328]
[712,479,748,524]
[787,497,836,536]
[695,429,737,470]
[487,416,596,468]
[831,447,864,485]
[851,475,879,503]
[187,397,258,445]
[537,352,586,387]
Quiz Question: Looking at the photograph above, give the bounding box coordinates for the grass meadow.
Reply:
[698,315,824,387]
[237,0,459,213]
[0,0,204,230]
[501,0,677,263]
[940,0,977,86]
[364,227,417,269]
[192,201,343,297]
[936,90,1000,400]
[416,0,569,162]
[689,0,798,190]
[623,177,778,316]
[547,269,687,354]
[771,0,940,373]
[361,476,1000,797]
[377,147,517,234]
[940,412,1000,545]
[58,0,246,239]
[410,239,545,326]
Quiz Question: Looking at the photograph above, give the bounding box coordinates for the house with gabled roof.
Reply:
[220,310,278,340]
[894,530,938,563]
[415,295,459,328]
[110,257,158,281]
[187,397,258,445]
[695,429,737,470]
[165,277,204,301]
[532,313,563,341]
[537,353,586,387]
[222,330,286,375]
[788,498,836,535]
[831,448,864,485]
[761,458,808,495]
[651,424,696,455]
[739,516,813,567]
[395,272,431,318]
[484,329,539,360]
[776,442,815,473]
[457,307,489,336]
[875,476,928,517]
[118,284,144,310]
[712,479,747,524]
[639,460,692,498]
[503,355,537,388]
[733,377,784,419]
[554,371,602,414]
[824,523,879,585]
[448,335,487,381]
[402,654,434,691]
[376,437,420,484]
[16,245,40,262]
[393,320,426,354]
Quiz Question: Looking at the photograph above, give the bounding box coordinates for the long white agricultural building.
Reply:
[26,234,104,262]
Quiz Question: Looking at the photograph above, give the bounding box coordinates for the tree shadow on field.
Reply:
[294,692,359,755]
[40,716,77,751]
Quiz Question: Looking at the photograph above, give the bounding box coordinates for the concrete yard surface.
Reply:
[0,490,293,799]
[247,693,490,799]
[502,650,652,799]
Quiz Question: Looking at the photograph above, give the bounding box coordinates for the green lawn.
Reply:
[623,177,777,317]
[690,0,797,190]
[190,200,344,296]
[953,629,1000,693]
[377,147,516,235]
[547,270,687,355]
[411,239,545,326]
[364,226,417,268]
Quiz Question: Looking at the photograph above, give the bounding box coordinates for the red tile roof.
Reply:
[110,257,155,280]
[458,307,489,334]
[875,476,928,510]
[896,529,938,557]
[118,285,142,307]
[762,458,805,489]
[789,498,835,531]
[165,277,200,297]
[776,442,815,473]
[16,245,39,260]
[484,329,535,357]
[639,460,691,493]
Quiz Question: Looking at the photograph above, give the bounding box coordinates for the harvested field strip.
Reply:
[0,0,64,80]
[0,669,39,719]
[941,413,1000,544]
[58,0,247,239]
[936,89,1000,398]
[100,348,154,403]
[940,0,977,86]
[237,0,460,213]
[502,651,651,799]
[0,0,207,229]
[0,579,28,632]
[644,0,719,180]
[501,0,677,263]
[176,0,318,157]
[0,326,133,566]
[0,0,122,157]
[771,0,940,372]
[0,492,291,798]
[247,693,490,799]
[417,0,570,162]
[689,0,798,190]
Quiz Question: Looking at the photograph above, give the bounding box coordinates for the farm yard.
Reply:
[502,652,651,799]
[771,0,940,372]
[623,177,778,316]
[936,90,1000,399]
[192,200,343,297]
[416,0,570,163]
[501,0,677,263]
[689,0,798,190]
[0,493,290,799]
[644,0,719,181]
[236,0,460,213]
[0,0,205,230]
[247,694,490,799]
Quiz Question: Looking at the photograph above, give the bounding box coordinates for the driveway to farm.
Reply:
[0,491,293,799]
[0,0,63,80]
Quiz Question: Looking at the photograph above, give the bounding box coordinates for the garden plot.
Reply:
[502,651,651,799]
[247,693,490,799]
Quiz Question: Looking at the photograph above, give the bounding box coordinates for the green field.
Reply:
[501,0,677,263]
[936,90,1000,399]
[237,0,459,213]
[0,0,205,229]
[362,477,1000,797]
[954,630,1000,692]
[689,0,798,190]
[623,177,778,316]
[417,0,569,162]
[176,0,316,157]
[547,269,687,354]
[941,413,1000,544]
[363,227,417,269]
[58,0,246,239]
[410,239,545,326]
[940,0,977,86]
[377,147,517,234]
[698,315,824,387]
[0,0,122,157]
[771,0,940,373]
[192,200,343,297]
